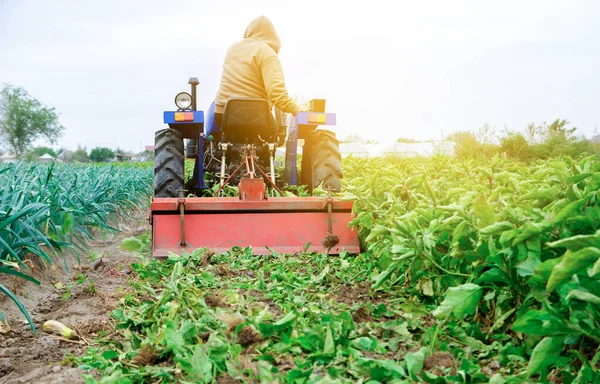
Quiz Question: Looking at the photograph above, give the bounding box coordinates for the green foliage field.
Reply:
[71,154,600,383]
[0,162,152,330]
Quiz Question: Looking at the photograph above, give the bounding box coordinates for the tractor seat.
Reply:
[221,98,273,144]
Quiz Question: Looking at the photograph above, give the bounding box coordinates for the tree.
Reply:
[542,119,577,141]
[525,123,540,144]
[89,147,114,162]
[500,132,531,160]
[0,84,64,158]
[446,131,481,158]
[72,145,89,163]
[476,123,497,145]
[24,146,58,161]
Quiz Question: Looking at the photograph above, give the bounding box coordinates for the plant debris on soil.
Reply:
[0,210,149,384]
[59,248,514,383]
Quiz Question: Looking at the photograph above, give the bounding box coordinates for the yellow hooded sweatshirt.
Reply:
[214,16,299,116]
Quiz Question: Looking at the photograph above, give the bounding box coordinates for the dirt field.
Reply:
[0,210,149,384]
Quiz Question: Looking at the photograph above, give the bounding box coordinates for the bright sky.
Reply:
[1,0,599,152]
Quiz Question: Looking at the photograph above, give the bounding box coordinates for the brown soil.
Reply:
[130,344,157,367]
[0,209,150,384]
[352,306,374,323]
[204,292,229,308]
[216,374,240,384]
[332,282,371,305]
[244,289,281,317]
[423,352,456,376]
[236,325,262,347]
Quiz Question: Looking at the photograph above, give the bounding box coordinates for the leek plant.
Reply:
[0,161,152,331]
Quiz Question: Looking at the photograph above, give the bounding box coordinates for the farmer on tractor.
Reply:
[208,15,303,145]
[153,16,355,257]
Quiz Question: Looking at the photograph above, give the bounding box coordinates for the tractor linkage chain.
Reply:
[178,188,187,246]
[322,187,339,251]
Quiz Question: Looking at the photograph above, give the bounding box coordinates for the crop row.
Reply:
[75,154,600,383]
[0,162,152,329]
[344,154,600,381]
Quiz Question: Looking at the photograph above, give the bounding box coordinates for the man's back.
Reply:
[214,16,299,116]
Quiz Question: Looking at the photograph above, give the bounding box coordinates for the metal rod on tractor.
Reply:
[189,77,199,111]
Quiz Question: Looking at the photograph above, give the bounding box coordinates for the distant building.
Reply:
[339,143,371,158]
[116,153,137,162]
[56,150,74,163]
[369,141,456,157]
[39,153,55,163]
[0,152,16,163]
[145,145,154,151]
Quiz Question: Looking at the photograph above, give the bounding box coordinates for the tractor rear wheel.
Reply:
[154,129,184,197]
[311,129,342,192]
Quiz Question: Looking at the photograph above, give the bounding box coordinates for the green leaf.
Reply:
[452,221,471,242]
[352,336,376,351]
[405,348,426,380]
[423,178,436,205]
[120,237,143,252]
[567,172,593,184]
[372,263,399,290]
[102,350,118,360]
[418,278,434,296]
[516,256,540,277]
[512,310,571,336]
[164,323,185,353]
[527,336,564,376]
[591,257,600,277]
[472,195,498,228]
[190,344,212,381]
[553,199,586,224]
[274,312,297,332]
[0,283,36,334]
[479,221,515,235]
[312,265,330,284]
[432,284,483,319]
[532,257,562,283]
[257,360,276,383]
[475,268,510,285]
[566,290,600,305]
[323,326,335,354]
[547,231,600,251]
[512,221,551,246]
[62,212,73,235]
[488,308,516,335]
[0,266,40,285]
[518,188,557,204]
[547,247,600,292]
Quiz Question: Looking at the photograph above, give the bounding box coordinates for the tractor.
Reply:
[149,78,359,258]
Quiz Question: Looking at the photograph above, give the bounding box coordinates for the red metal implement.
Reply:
[150,196,360,258]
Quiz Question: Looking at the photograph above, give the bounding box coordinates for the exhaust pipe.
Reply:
[188,77,199,111]
[186,77,200,158]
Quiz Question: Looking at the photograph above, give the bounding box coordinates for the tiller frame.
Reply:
[150,144,360,259]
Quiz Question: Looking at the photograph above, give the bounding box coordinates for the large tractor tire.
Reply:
[154,129,184,197]
[311,129,343,192]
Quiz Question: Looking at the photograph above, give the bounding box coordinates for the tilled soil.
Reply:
[0,209,150,384]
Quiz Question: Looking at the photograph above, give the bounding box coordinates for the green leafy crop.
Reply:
[74,154,600,383]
